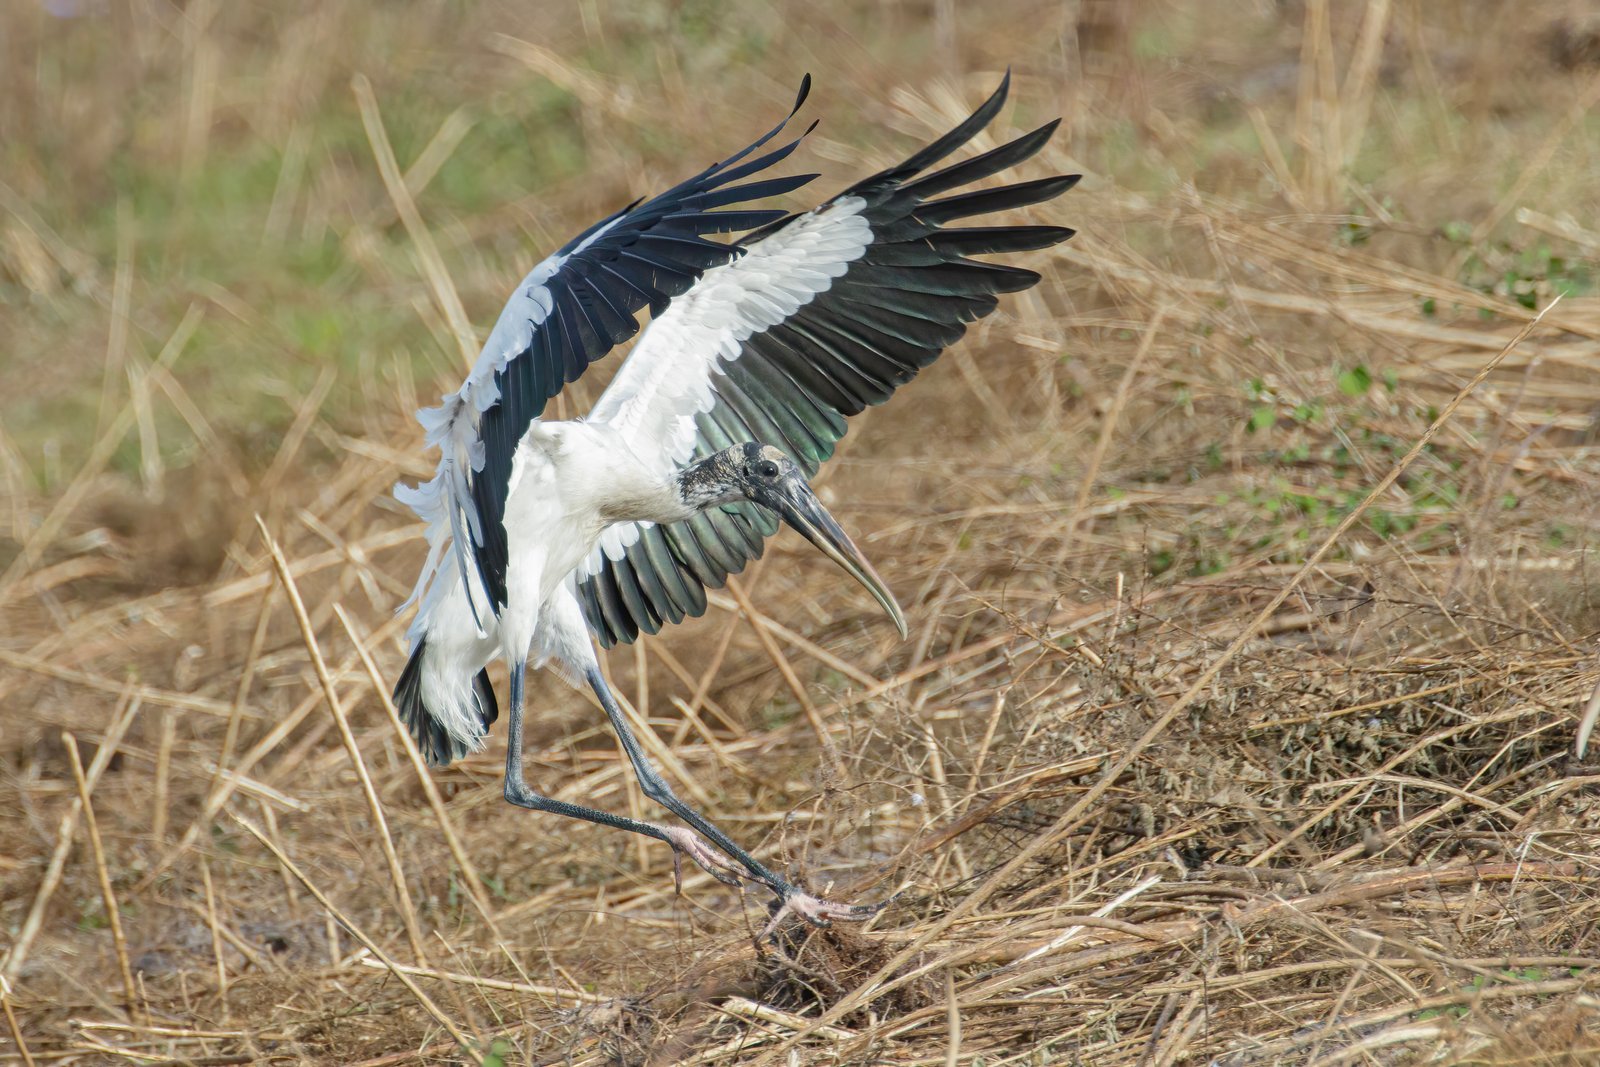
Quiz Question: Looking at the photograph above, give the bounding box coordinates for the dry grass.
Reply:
[5,1,1600,1063]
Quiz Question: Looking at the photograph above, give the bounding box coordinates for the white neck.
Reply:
[567,433,742,526]
[597,475,699,526]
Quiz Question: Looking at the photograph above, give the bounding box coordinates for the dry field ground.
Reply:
[5,1,1600,1063]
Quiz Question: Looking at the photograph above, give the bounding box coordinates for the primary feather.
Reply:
[574,72,1078,647]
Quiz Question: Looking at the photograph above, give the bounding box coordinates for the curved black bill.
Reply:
[761,476,908,639]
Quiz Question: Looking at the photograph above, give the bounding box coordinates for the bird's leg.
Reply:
[500,660,744,888]
[585,667,889,930]
[584,668,788,886]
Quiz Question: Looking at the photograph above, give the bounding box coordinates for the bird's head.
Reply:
[680,442,908,638]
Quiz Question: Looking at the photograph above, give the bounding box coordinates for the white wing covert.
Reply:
[394,78,819,636]
[577,73,1079,646]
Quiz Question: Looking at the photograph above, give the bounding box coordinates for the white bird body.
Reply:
[416,417,694,749]
[387,73,1077,924]
[503,421,671,627]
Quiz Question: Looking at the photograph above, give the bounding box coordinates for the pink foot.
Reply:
[758,887,894,941]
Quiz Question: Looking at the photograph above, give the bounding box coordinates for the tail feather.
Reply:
[473,668,500,732]
[394,636,498,766]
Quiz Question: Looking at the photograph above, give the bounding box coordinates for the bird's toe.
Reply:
[759,886,897,941]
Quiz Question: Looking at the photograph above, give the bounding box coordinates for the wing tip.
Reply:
[971,67,1013,129]
[993,67,1013,106]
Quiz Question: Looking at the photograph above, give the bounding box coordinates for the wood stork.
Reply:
[392,72,1077,928]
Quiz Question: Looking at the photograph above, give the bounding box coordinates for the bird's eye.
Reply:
[756,460,780,480]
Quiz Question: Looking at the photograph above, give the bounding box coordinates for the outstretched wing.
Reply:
[395,79,818,627]
[577,73,1078,646]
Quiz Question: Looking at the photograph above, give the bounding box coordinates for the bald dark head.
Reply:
[673,441,907,637]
